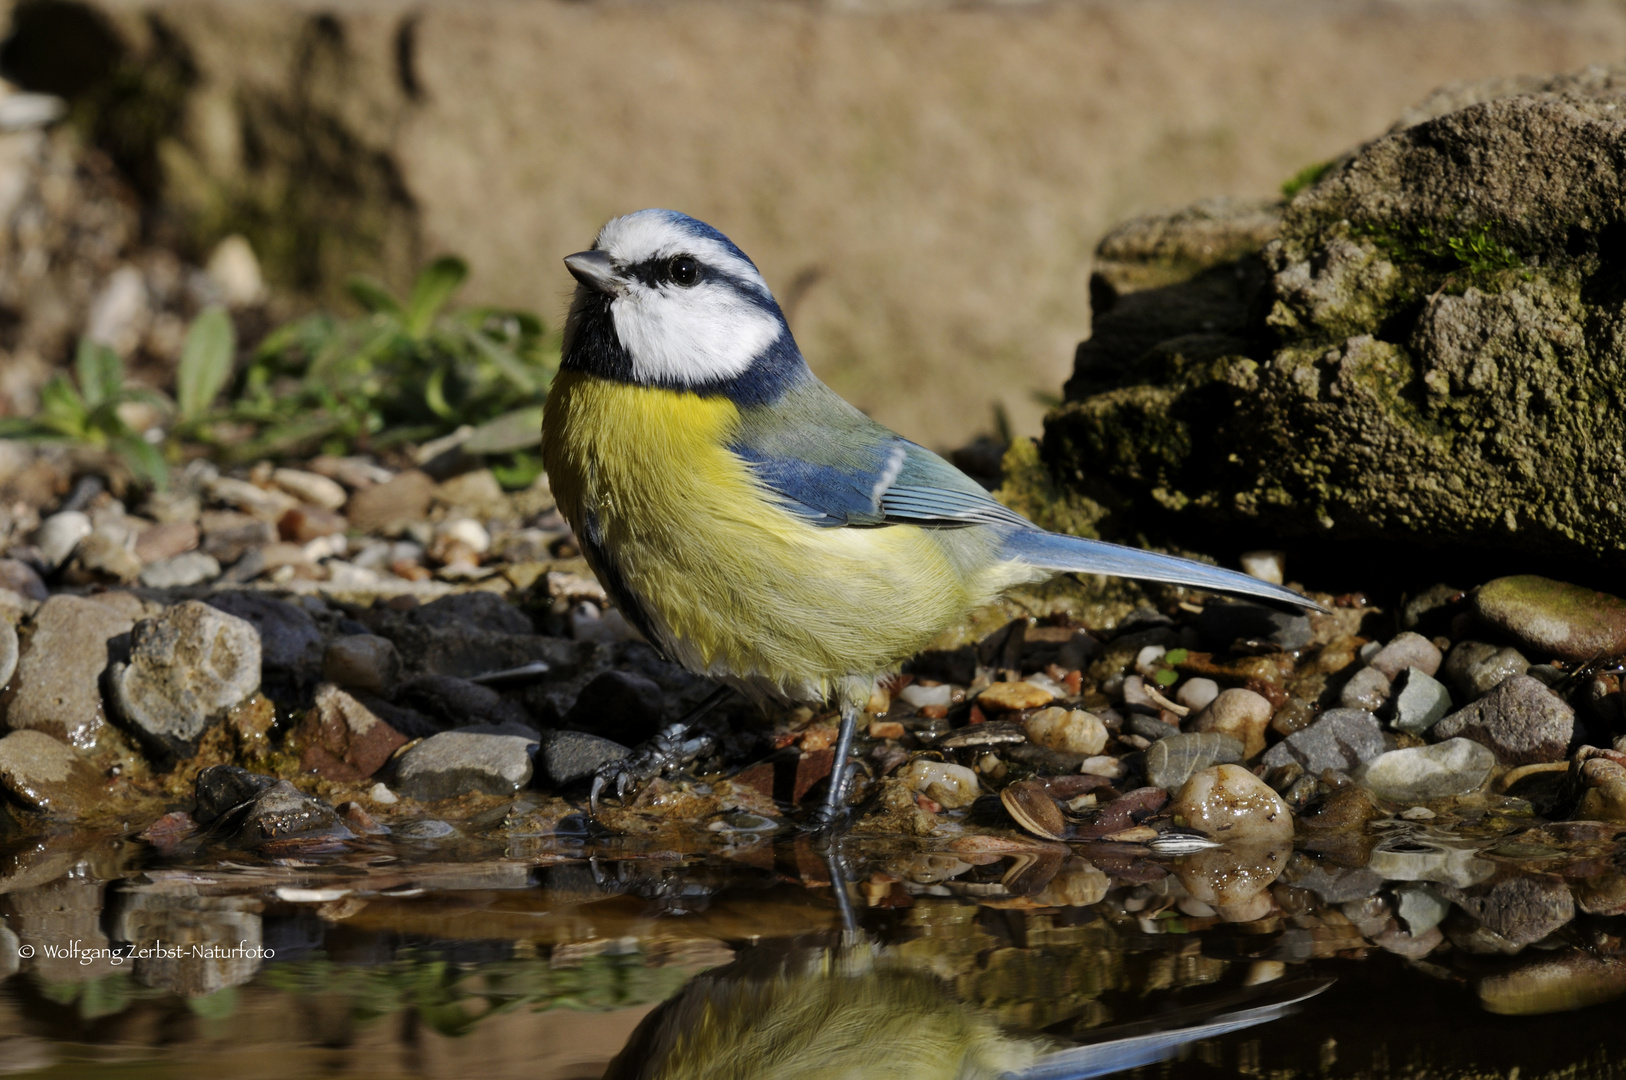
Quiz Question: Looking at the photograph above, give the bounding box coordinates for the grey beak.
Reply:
[564,250,623,296]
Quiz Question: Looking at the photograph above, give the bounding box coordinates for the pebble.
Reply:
[1432,674,1573,764]
[271,467,348,510]
[899,683,953,709]
[296,684,408,781]
[279,505,347,543]
[1191,688,1272,759]
[1145,731,1244,791]
[901,759,981,808]
[1444,874,1574,949]
[978,681,1054,711]
[395,731,538,800]
[1440,641,1530,701]
[323,635,402,693]
[1239,550,1285,585]
[1479,953,1626,1016]
[1574,756,1626,822]
[1339,666,1392,711]
[0,730,102,818]
[1394,882,1451,936]
[6,594,136,745]
[1367,839,1494,889]
[561,670,666,747]
[0,618,15,688]
[228,780,354,846]
[434,517,491,554]
[0,559,47,601]
[1175,844,1290,908]
[133,521,199,564]
[1387,668,1453,734]
[399,674,533,731]
[208,476,299,521]
[1472,574,1626,664]
[32,511,91,569]
[1080,754,1127,779]
[193,765,281,823]
[70,529,141,583]
[1194,600,1312,651]
[108,600,263,760]
[1023,707,1107,754]
[138,552,221,588]
[1175,677,1219,712]
[369,782,398,804]
[409,590,535,635]
[542,730,629,787]
[1260,708,1386,774]
[1367,631,1443,679]
[1360,739,1495,801]
[346,469,435,534]
[206,591,325,680]
[1170,763,1293,843]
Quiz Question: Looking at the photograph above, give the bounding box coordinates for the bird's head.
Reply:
[561,209,807,402]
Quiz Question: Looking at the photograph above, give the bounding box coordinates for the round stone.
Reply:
[1170,764,1293,844]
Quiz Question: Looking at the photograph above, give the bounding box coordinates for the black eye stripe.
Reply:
[627,254,705,288]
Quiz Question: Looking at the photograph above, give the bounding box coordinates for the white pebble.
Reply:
[1081,755,1127,779]
[1240,550,1286,585]
[899,683,953,709]
[1121,675,1154,707]
[1024,707,1108,755]
[436,517,491,554]
[901,759,981,809]
[273,467,348,510]
[1169,764,1293,844]
[1135,644,1167,677]
[33,511,91,569]
[1176,677,1220,712]
[369,782,398,805]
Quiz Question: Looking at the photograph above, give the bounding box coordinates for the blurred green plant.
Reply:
[203,255,558,466]
[1280,159,1335,199]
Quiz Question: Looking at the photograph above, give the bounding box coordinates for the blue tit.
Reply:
[542,209,1323,824]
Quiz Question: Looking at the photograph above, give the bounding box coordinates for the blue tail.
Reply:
[1002,529,1325,612]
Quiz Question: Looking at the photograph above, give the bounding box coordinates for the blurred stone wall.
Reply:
[4,0,1626,445]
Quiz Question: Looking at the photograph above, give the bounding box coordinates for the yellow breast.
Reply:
[541,371,1022,701]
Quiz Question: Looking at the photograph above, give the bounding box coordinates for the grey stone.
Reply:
[0,560,47,602]
[1368,631,1443,680]
[1432,674,1573,764]
[1368,838,1495,889]
[1472,575,1626,664]
[1288,864,1384,904]
[0,618,15,689]
[1387,668,1453,735]
[408,591,533,636]
[204,591,323,684]
[1440,640,1529,700]
[323,635,401,694]
[1143,731,1243,791]
[69,528,141,583]
[226,780,352,845]
[194,765,279,824]
[1360,739,1493,801]
[1193,600,1312,651]
[198,510,274,564]
[109,600,262,759]
[395,731,538,800]
[6,595,136,746]
[139,551,221,588]
[32,511,89,569]
[543,731,630,787]
[1439,874,1574,949]
[1339,666,1392,711]
[1260,708,1386,774]
[0,731,102,818]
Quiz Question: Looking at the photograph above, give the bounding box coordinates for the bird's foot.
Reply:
[588,723,716,811]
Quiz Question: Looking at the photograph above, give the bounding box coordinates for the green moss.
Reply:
[1280,159,1335,199]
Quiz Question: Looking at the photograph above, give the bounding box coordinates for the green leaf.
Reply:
[345,275,404,318]
[74,339,123,410]
[1164,648,1188,665]
[1153,668,1179,687]
[177,305,236,421]
[37,375,89,438]
[490,451,545,490]
[405,256,469,338]
[114,435,168,489]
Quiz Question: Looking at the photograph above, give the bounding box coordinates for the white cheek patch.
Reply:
[612,282,783,385]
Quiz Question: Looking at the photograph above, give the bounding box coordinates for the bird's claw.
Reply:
[588,722,716,811]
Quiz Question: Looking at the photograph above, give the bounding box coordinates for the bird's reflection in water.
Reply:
[604,852,1325,1080]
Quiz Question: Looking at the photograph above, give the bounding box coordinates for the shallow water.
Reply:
[5,823,1626,1080]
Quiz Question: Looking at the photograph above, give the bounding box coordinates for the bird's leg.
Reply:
[588,683,733,811]
[812,700,861,831]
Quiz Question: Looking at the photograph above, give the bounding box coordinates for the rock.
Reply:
[1144,731,1244,791]
[1174,843,1290,908]
[1239,549,1285,585]
[204,591,323,696]
[542,730,630,787]
[1175,677,1219,712]
[0,559,47,601]
[561,670,666,746]
[225,780,352,845]
[208,476,299,520]
[1260,708,1386,774]
[323,635,402,693]
[1440,874,1574,949]
[977,681,1055,711]
[900,759,981,809]
[109,600,263,759]
[1360,739,1495,801]
[193,765,280,823]
[1387,668,1453,735]
[1169,764,1293,843]
[407,591,534,635]
[337,801,389,835]
[111,892,265,996]
[295,684,408,781]
[0,731,102,818]
[1472,575,1626,664]
[398,674,534,731]
[270,467,347,510]
[32,510,89,569]
[345,470,435,534]
[1402,584,1463,633]
[5,594,137,746]
[1297,785,1382,831]
[394,730,538,800]
[199,510,275,564]
[139,551,221,588]
[1367,632,1443,680]
[1193,601,1312,651]
[1574,755,1626,823]
[133,520,199,564]
[1393,882,1451,936]
[1023,707,1108,755]
[0,618,15,689]
[1440,641,1529,700]
[1432,673,1573,764]
[1479,953,1626,1016]
[1191,688,1272,759]
[1339,666,1392,712]
[278,505,346,543]
[66,528,141,583]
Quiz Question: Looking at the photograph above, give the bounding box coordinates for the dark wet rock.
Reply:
[398,674,534,731]
[0,731,102,818]
[1386,668,1453,735]
[1433,674,1573,765]
[1193,601,1311,651]
[5,594,136,746]
[1339,666,1391,712]
[1439,873,1575,949]
[407,591,533,635]
[1261,708,1385,774]
[1440,640,1529,701]
[322,634,401,693]
[1361,739,1495,801]
[394,818,457,839]
[193,765,279,824]
[561,670,666,746]
[1127,714,1179,741]
[109,600,262,760]
[295,683,408,781]
[364,604,585,683]
[1144,731,1243,791]
[0,559,47,602]
[1297,785,1382,831]
[1472,575,1626,664]
[394,730,538,800]
[345,469,435,533]
[139,551,221,588]
[351,691,441,740]
[1368,632,1443,680]
[1074,786,1169,839]
[543,730,630,787]
[204,592,323,698]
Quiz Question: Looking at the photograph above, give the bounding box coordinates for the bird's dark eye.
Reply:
[667,256,699,287]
